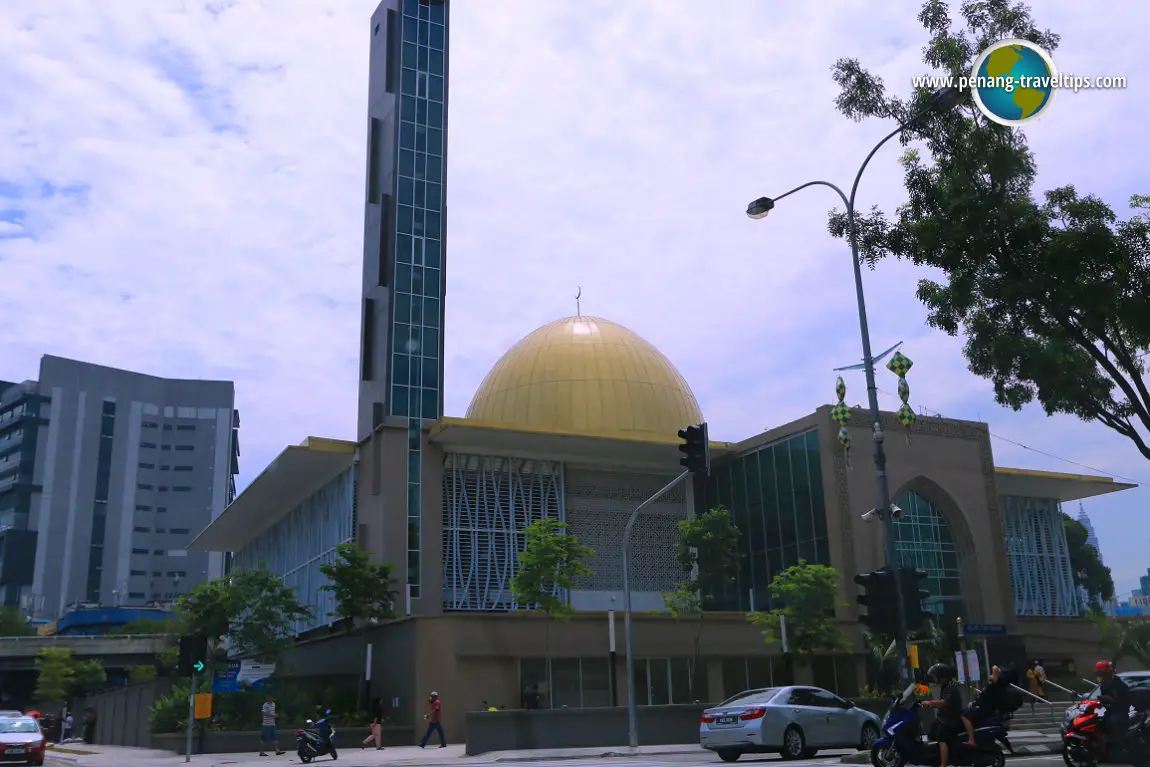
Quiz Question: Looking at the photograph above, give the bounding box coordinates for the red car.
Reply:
[0,717,46,766]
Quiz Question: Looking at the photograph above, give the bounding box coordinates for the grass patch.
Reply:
[47,745,98,755]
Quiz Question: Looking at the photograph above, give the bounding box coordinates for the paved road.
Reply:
[44,751,1068,767]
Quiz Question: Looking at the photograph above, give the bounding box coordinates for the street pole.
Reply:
[623,470,690,750]
[745,89,963,690]
[184,672,197,762]
[608,609,618,707]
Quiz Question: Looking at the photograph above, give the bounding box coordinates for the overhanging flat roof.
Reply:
[190,437,355,552]
[429,416,734,471]
[994,466,1136,503]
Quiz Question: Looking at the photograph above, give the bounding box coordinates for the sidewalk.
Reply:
[46,742,709,767]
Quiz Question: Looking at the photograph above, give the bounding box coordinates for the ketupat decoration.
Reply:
[886,351,916,443]
[830,376,852,469]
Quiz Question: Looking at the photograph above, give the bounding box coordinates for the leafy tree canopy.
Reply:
[319,541,399,626]
[748,560,850,657]
[828,0,1150,460]
[176,565,312,661]
[33,647,107,704]
[672,506,742,602]
[1063,514,1115,603]
[0,607,34,637]
[511,517,594,620]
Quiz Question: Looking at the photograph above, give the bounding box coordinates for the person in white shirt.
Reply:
[259,695,285,757]
[62,713,74,741]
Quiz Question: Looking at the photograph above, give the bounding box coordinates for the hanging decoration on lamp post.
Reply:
[886,351,916,444]
[830,376,852,469]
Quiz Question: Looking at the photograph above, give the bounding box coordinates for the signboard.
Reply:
[193,693,213,720]
[964,623,1006,636]
[955,649,981,683]
[908,644,920,670]
[212,661,277,693]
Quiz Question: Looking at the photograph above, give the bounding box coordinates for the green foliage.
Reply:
[827,0,1150,461]
[1089,612,1150,667]
[672,506,742,603]
[511,518,594,619]
[176,566,312,662]
[118,617,183,636]
[318,542,398,626]
[748,560,850,658]
[33,648,106,704]
[1063,515,1115,604]
[129,665,159,684]
[863,631,899,694]
[908,619,955,669]
[150,677,362,733]
[34,648,75,704]
[662,586,702,618]
[0,607,34,636]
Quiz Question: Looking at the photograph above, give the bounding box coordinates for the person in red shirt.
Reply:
[418,692,445,748]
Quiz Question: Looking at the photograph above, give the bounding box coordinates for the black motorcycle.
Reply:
[295,716,338,763]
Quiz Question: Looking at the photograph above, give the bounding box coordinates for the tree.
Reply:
[862,631,899,694]
[1063,514,1114,605]
[510,518,595,670]
[319,542,398,626]
[33,648,75,705]
[662,507,741,700]
[33,648,107,705]
[748,561,850,662]
[0,607,34,637]
[319,541,399,712]
[827,0,1150,461]
[176,566,312,662]
[1089,611,1150,667]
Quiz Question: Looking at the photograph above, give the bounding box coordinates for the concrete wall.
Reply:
[464,705,705,755]
[78,679,173,748]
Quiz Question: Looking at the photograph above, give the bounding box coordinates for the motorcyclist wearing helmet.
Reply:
[1096,661,1129,751]
[920,663,963,767]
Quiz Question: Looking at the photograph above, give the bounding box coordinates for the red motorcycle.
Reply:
[1062,700,1149,767]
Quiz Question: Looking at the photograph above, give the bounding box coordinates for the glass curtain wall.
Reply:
[704,429,829,611]
[390,0,448,600]
[518,657,706,709]
[892,491,964,620]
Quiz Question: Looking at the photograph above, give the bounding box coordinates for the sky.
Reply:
[1,1,1148,594]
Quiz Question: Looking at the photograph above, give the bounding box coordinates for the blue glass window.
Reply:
[423,297,440,327]
[401,95,417,122]
[399,149,415,177]
[396,233,412,263]
[429,23,444,49]
[402,68,416,94]
[422,357,440,388]
[399,122,415,150]
[402,42,417,68]
[393,353,411,385]
[423,327,440,356]
[394,292,412,322]
[426,128,442,156]
[403,15,418,38]
[421,388,438,419]
[425,210,441,239]
[391,385,410,416]
[398,176,414,206]
[424,238,441,267]
[428,75,443,102]
[394,262,412,292]
[429,2,445,25]
[413,180,425,207]
[428,49,444,76]
[427,101,443,127]
[426,154,442,181]
[392,321,411,350]
[418,46,429,72]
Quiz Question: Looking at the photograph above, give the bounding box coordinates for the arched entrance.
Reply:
[892,491,967,625]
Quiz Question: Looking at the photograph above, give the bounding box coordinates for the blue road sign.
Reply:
[964,623,1007,636]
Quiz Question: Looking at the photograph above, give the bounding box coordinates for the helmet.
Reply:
[1095,660,1113,672]
[927,663,955,681]
[430,691,439,697]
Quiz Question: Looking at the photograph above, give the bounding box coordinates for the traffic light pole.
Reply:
[623,469,690,750]
[185,671,197,762]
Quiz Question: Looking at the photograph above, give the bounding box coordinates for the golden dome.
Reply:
[465,316,704,440]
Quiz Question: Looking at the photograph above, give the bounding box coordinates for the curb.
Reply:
[839,739,1061,763]
[494,749,704,761]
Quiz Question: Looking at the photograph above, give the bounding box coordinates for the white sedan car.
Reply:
[700,686,881,761]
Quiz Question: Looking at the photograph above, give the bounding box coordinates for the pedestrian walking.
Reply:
[62,712,74,741]
[361,714,384,750]
[418,691,446,748]
[1026,660,1046,712]
[258,694,285,757]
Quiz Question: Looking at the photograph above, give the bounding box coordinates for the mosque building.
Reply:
[192,313,1133,739]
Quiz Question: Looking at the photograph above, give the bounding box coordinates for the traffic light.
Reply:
[677,422,711,475]
[178,635,209,676]
[855,568,898,635]
[899,567,932,631]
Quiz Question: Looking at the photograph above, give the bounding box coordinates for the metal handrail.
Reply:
[0,634,172,641]
[1009,682,1062,714]
[1043,678,1084,698]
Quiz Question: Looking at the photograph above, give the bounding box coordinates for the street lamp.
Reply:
[746,86,962,686]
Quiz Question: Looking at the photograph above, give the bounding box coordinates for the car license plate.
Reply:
[6,747,25,755]
[717,716,737,724]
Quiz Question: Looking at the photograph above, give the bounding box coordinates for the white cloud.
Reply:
[1,0,1148,591]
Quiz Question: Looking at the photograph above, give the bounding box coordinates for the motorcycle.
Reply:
[870,684,1010,767]
[296,715,338,763]
[1062,701,1149,767]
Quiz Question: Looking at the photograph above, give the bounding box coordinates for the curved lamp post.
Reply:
[746,86,962,686]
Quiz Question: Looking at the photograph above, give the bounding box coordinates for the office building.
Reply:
[194,312,1136,737]
[0,355,238,617]
[357,0,450,604]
